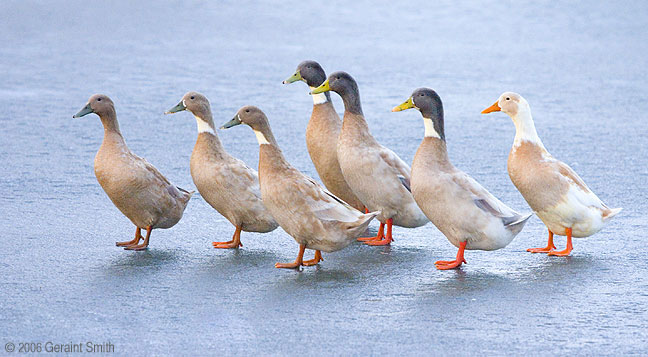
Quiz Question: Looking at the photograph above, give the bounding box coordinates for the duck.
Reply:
[220,106,379,269]
[282,60,365,211]
[311,72,428,246]
[393,88,532,269]
[482,92,622,256]
[165,92,278,248]
[73,94,193,250]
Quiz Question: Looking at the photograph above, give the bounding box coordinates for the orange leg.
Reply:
[125,226,152,251]
[358,222,384,242]
[213,225,243,249]
[435,241,467,270]
[275,244,306,269]
[116,227,143,247]
[365,218,394,246]
[364,207,369,214]
[527,229,557,253]
[302,250,323,266]
[548,228,573,256]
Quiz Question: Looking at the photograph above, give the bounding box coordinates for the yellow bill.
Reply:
[392,97,415,112]
[310,79,330,94]
[283,71,302,84]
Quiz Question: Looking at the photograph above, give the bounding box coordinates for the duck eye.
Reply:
[336,76,340,79]
[245,109,250,113]
[190,96,195,100]
[97,98,101,101]
[506,97,510,100]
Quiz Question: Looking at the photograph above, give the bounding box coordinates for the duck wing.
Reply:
[379,146,412,192]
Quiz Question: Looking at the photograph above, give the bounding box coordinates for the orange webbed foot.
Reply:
[117,227,142,247]
[275,244,306,269]
[275,261,302,269]
[435,258,467,270]
[212,240,243,249]
[123,226,151,250]
[547,248,572,257]
[302,251,323,266]
[124,243,149,251]
[527,245,556,253]
[116,238,140,247]
[213,226,242,249]
[357,235,382,242]
[546,228,573,257]
[364,237,393,246]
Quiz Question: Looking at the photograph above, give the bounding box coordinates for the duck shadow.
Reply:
[100,248,182,277]
[419,253,602,297]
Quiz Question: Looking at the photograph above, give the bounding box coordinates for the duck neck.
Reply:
[253,121,279,148]
[309,86,331,106]
[339,87,363,116]
[419,136,450,165]
[422,116,445,142]
[98,109,126,146]
[192,110,223,147]
[511,108,544,149]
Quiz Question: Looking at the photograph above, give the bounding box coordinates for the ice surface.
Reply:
[0,0,647,355]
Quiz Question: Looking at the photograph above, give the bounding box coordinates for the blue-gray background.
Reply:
[1,1,647,355]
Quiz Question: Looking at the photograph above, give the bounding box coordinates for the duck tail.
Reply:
[505,212,533,236]
[348,210,380,236]
[603,207,622,221]
[177,186,195,204]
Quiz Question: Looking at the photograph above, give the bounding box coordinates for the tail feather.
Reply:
[505,212,533,236]
[603,207,622,221]
[348,210,380,236]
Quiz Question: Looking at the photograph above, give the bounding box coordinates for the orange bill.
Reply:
[481,101,501,114]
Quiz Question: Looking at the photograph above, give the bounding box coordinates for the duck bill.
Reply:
[309,80,330,94]
[282,71,302,84]
[73,103,93,118]
[481,101,501,114]
[220,115,242,129]
[165,100,186,114]
[392,97,415,112]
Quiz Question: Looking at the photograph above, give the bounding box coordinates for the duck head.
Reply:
[481,92,530,118]
[220,106,276,146]
[165,92,217,134]
[73,94,115,118]
[283,60,327,88]
[393,88,445,140]
[311,71,362,114]
[311,71,358,96]
[165,91,210,116]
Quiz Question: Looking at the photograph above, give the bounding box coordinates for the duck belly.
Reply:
[338,151,426,227]
[535,186,606,237]
[423,202,513,251]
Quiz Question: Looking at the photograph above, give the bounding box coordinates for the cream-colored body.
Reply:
[94,127,192,230]
[500,93,621,237]
[190,132,277,233]
[306,100,364,211]
[412,138,530,250]
[337,113,428,227]
[251,124,378,253]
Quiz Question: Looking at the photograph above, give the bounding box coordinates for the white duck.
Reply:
[220,106,379,269]
[393,88,531,269]
[311,72,428,246]
[165,92,277,249]
[482,92,622,256]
